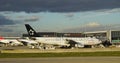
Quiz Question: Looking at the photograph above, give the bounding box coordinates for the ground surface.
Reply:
[0,57,120,63]
[1,46,120,53]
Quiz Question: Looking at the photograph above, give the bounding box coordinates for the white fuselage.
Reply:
[0,39,23,46]
[18,39,38,44]
[34,37,101,47]
[0,39,9,44]
[35,37,68,46]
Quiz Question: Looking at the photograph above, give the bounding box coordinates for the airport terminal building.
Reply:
[85,30,120,45]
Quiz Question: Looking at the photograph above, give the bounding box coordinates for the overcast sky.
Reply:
[0,0,120,37]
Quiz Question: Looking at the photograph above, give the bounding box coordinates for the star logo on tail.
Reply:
[29,29,34,35]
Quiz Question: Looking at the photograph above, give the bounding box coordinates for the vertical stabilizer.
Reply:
[25,24,39,37]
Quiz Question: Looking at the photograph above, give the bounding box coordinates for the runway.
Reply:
[0,57,120,63]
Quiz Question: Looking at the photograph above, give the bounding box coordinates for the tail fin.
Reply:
[25,24,39,37]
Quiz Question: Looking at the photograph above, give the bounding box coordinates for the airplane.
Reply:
[0,36,23,46]
[0,36,38,48]
[17,38,38,46]
[0,36,9,44]
[24,24,102,48]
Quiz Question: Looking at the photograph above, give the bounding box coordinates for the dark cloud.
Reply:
[0,15,15,25]
[0,0,120,12]
[0,14,39,26]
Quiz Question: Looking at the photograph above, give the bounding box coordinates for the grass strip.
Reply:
[0,51,120,58]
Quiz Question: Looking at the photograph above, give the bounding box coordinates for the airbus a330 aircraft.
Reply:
[25,24,102,48]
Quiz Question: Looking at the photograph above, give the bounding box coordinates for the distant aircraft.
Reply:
[0,36,9,44]
[0,36,22,46]
[24,24,102,48]
[17,38,38,46]
[0,36,38,47]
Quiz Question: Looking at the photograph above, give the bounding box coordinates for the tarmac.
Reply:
[0,57,120,63]
[1,46,120,53]
[1,46,120,63]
